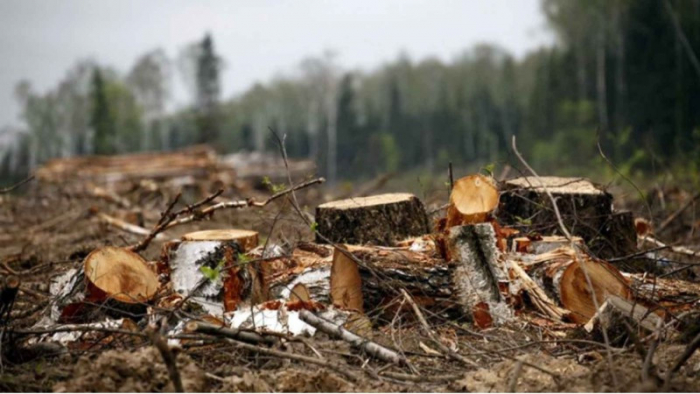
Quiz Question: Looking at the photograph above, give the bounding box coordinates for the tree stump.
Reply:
[162,229,264,314]
[315,193,429,246]
[447,224,511,328]
[446,174,499,227]
[498,176,637,259]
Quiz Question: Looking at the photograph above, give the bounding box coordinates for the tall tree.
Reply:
[90,68,116,155]
[192,34,222,146]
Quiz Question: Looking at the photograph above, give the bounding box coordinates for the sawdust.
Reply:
[53,346,206,392]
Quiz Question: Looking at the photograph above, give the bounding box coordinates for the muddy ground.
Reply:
[1,175,700,392]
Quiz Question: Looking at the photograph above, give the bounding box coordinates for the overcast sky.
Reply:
[0,0,552,131]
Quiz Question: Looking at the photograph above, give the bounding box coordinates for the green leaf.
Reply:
[482,163,495,176]
[237,253,250,264]
[200,266,219,281]
[514,215,532,226]
[310,221,318,232]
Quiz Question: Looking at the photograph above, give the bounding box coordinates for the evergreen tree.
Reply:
[195,33,222,146]
[90,67,115,155]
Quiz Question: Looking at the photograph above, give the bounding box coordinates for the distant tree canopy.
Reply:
[3,1,700,183]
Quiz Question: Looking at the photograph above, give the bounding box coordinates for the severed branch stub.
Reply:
[299,309,406,366]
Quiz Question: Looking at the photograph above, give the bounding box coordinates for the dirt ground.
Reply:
[1,176,700,392]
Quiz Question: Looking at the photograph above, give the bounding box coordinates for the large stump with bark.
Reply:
[315,193,429,246]
[160,229,264,314]
[498,176,637,259]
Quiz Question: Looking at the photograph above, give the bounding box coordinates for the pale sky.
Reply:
[0,0,552,131]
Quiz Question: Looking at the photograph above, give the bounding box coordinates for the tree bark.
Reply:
[315,193,429,245]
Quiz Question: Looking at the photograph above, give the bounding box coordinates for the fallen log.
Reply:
[525,247,631,324]
[445,174,499,227]
[315,193,429,246]
[162,229,265,314]
[343,245,460,322]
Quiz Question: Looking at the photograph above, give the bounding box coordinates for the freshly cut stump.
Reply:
[446,174,499,227]
[528,247,630,324]
[499,176,637,259]
[182,229,259,252]
[330,247,364,312]
[315,193,429,246]
[84,247,159,304]
[162,229,264,314]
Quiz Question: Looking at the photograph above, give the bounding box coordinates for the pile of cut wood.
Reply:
[12,174,700,364]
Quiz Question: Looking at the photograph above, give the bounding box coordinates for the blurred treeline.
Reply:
[2,0,700,184]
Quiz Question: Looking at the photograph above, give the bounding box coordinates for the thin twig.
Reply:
[148,329,184,393]
[400,289,478,368]
[0,175,34,194]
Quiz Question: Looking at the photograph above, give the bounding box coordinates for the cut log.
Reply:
[446,174,499,227]
[315,193,429,246]
[623,272,700,315]
[526,247,631,324]
[162,231,265,315]
[346,244,460,322]
[84,247,160,305]
[181,229,259,252]
[498,176,637,259]
[330,247,364,312]
[447,224,511,328]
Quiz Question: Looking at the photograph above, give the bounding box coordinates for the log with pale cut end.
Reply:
[447,224,511,328]
[330,247,364,312]
[182,229,259,252]
[84,247,160,304]
[315,193,429,246]
[527,247,630,324]
[162,234,266,314]
[446,174,499,227]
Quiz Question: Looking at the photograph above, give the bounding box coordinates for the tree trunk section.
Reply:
[315,193,429,246]
[499,176,637,259]
[447,224,510,328]
[527,248,631,324]
[162,230,264,314]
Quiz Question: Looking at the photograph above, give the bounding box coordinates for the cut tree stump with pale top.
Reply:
[315,193,429,246]
[161,229,264,314]
[498,176,637,259]
[84,246,160,305]
[446,174,500,227]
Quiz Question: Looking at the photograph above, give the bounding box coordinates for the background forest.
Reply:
[2,0,700,186]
